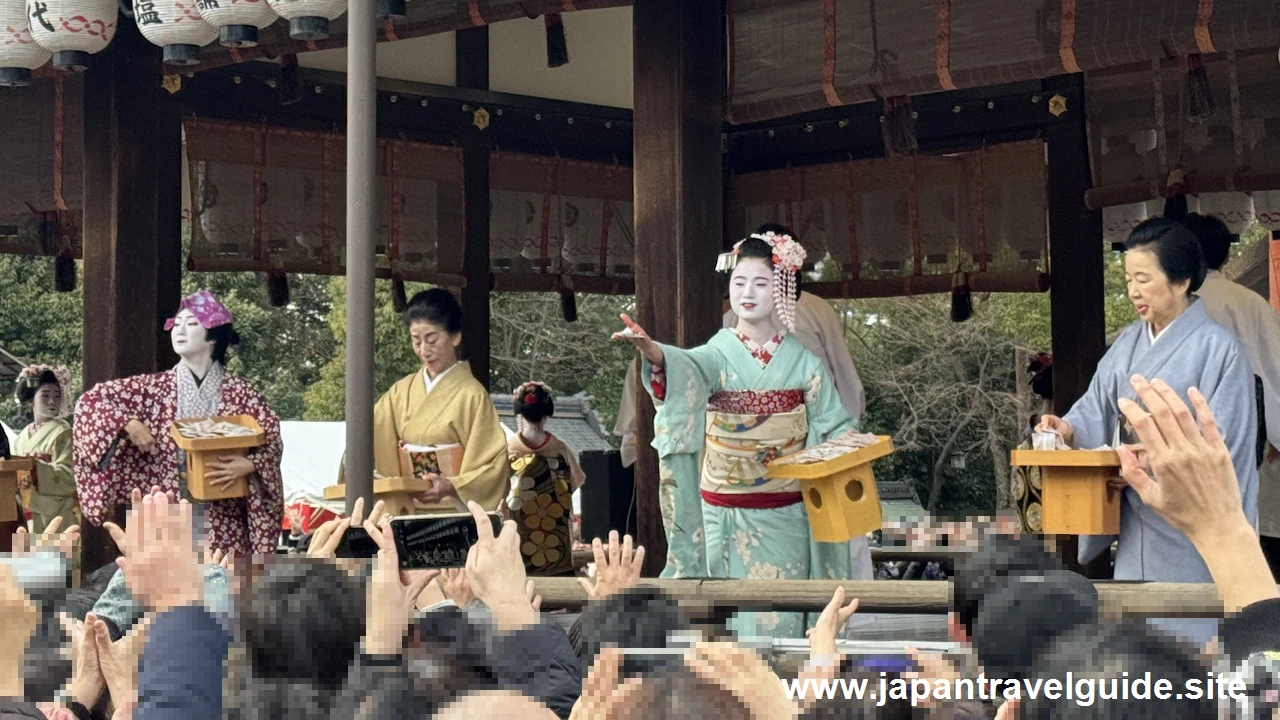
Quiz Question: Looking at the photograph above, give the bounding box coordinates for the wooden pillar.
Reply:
[1045,75,1108,578]
[456,27,491,389]
[79,24,183,575]
[633,0,726,576]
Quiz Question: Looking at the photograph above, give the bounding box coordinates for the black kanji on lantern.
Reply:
[135,0,161,25]
[30,1,55,33]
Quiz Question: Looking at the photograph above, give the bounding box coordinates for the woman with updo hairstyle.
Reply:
[1037,216,1257,645]
[74,289,284,554]
[507,381,585,576]
[612,229,857,639]
[352,288,509,513]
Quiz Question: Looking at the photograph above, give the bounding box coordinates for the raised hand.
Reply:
[464,501,536,631]
[806,586,859,656]
[610,314,664,367]
[362,518,438,656]
[577,531,644,601]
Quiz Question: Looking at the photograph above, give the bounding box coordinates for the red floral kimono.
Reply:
[73,367,284,554]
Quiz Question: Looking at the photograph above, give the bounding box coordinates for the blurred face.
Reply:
[170,309,213,360]
[1125,248,1191,331]
[33,382,61,422]
[728,258,775,324]
[410,320,461,377]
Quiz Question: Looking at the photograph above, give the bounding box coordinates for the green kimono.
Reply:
[15,419,76,532]
[642,328,856,638]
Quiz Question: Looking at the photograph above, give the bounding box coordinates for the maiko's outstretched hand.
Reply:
[611,314,664,367]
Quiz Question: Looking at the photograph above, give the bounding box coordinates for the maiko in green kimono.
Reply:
[14,365,76,533]
[612,231,856,639]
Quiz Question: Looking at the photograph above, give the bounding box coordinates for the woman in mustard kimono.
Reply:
[354,289,509,512]
[506,381,586,576]
[14,365,75,533]
[612,231,855,639]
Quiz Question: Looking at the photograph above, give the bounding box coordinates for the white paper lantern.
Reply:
[266,0,344,41]
[25,0,117,71]
[196,0,277,49]
[0,0,51,87]
[134,0,218,66]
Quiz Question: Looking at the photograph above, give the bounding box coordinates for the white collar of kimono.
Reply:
[422,362,460,392]
[1146,301,1193,345]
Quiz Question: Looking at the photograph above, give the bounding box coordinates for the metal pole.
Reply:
[344,0,376,514]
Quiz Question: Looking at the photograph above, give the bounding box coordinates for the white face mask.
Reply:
[728,258,776,323]
[32,383,61,422]
[170,309,214,360]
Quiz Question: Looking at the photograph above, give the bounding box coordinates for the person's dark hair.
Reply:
[514,383,555,425]
[1124,217,1207,294]
[208,324,240,365]
[950,534,1062,636]
[968,571,1099,680]
[15,370,58,405]
[403,289,463,334]
[1183,212,1235,271]
[224,679,336,720]
[83,564,119,597]
[241,557,365,689]
[618,667,754,720]
[801,668,921,719]
[573,587,689,677]
[405,607,498,706]
[1019,620,1212,720]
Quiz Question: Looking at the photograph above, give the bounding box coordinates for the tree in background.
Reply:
[0,255,83,425]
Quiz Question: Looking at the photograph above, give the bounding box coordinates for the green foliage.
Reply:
[301,277,429,421]
[0,255,83,425]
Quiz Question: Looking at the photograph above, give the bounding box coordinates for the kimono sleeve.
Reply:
[34,424,74,498]
[803,361,858,446]
[640,342,723,458]
[1062,343,1122,452]
[449,390,510,512]
[229,378,285,555]
[73,375,153,526]
[1202,344,1260,526]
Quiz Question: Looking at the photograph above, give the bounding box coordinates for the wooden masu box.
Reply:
[1009,449,1122,535]
[767,436,893,543]
[0,458,35,522]
[323,477,432,518]
[170,415,265,502]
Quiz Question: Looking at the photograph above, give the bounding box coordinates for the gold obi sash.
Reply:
[700,408,807,495]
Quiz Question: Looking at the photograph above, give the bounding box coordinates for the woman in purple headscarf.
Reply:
[73,290,284,555]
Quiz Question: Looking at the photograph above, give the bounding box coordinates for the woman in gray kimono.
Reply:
[1038,217,1257,644]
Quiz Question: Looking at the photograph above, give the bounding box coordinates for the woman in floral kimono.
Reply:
[612,231,855,638]
[14,365,75,533]
[74,290,284,555]
[506,381,585,576]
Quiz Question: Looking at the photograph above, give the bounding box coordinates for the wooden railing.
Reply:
[533,578,1234,618]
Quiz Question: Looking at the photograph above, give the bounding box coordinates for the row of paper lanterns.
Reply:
[0,0,357,86]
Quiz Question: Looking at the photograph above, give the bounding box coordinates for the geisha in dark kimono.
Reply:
[1038,218,1257,644]
[506,382,585,576]
[74,290,284,555]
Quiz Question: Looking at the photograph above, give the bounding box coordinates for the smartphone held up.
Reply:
[333,511,503,569]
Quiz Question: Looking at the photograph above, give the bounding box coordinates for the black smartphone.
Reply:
[391,513,504,569]
[334,524,380,559]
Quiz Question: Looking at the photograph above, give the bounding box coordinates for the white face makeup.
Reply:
[32,383,61,422]
[728,257,776,324]
[170,308,213,360]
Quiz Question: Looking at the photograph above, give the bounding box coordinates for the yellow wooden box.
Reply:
[1009,449,1121,535]
[0,458,35,523]
[170,415,265,502]
[766,436,893,542]
[323,476,432,518]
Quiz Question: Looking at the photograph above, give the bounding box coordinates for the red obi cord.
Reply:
[701,490,803,509]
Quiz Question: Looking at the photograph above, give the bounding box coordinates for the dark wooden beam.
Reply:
[633,0,726,576]
[79,25,183,577]
[173,65,633,165]
[456,26,491,390]
[1044,74,1108,580]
